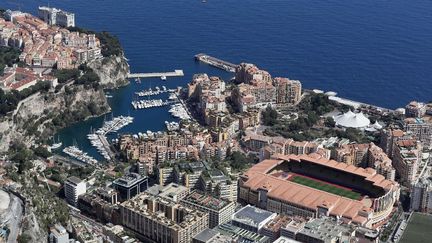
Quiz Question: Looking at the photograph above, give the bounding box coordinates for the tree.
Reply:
[33,146,52,158]
[324,117,336,127]
[262,105,278,126]
[17,233,31,243]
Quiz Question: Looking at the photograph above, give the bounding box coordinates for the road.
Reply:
[4,193,24,243]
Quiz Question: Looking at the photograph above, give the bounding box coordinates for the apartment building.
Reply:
[392,139,422,187]
[120,192,209,243]
[411,176,432,213]
[180,191,235,228]
[64,176,86,207]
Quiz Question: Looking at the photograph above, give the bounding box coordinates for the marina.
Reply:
[135,86,176,97]
[127,70,184,79]
[87,116,134,160]
[195,53,238,73]
[131,99,177,110]
[63,146,98,165]
[165,121,180,131]
[169,103,191,120]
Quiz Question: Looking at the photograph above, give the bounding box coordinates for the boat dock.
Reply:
[195,53,238,73]
[127,70,184,79]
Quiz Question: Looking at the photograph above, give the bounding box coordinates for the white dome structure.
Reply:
[372,121,383,130]
[333,111,370,128]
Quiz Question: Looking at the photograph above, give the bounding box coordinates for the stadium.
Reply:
[238,154,400,228]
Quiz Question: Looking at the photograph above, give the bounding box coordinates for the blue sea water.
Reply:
[2,0,432,159]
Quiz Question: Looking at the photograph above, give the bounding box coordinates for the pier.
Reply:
[195,53,238,73]
[127,70,184,79]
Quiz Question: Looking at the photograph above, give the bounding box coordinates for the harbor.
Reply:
[88,116,134,160]
[135,86,175,97]
[195,53,238,73]
[127,70,184,79]
[63,146,98,165]
[131,99,178,110]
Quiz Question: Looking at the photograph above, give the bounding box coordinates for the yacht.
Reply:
[50,136,62,150]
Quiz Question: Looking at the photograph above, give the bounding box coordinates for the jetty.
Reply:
[127,70,184,79]
[195,53,238,73]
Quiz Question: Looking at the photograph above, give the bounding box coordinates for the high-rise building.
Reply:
[405,101,426,118]
[38,6,75,27]
[180,191,235,228]
[200,169,237,202]
[120,192,209,243]
[411,176,432,213]
[404,117,432,149]
[112,173,148,202]
[392,139,422,187]
[274,77,302,105]
[49,224,69,243]
[64,176,86,206]
[146,183,190,203]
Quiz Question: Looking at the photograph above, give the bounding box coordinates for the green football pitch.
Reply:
[290,175,361,200]
[400,213,432,243]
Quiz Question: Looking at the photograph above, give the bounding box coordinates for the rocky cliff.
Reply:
[88,54,130,89]
[0,85,110,152]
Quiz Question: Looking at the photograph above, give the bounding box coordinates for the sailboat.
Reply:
[50,136,62,150]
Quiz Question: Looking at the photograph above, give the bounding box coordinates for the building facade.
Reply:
[64,176,86,207]
[180,191,235,228]
[38,6,75,27]
[120,192,209,243]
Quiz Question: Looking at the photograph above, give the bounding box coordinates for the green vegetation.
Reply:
[0,80,52,116]
[9,142,34,174]
[262,105,278,126]
[52,68,80,83]
[17,233,31,243]
[97,31,123,57]
[28,176,70,229]
[67,27,123,57]
[400,213,432,243]
[224,151,257,172]
[33,146,52,159]
[264,93,373,143]
[290,175,361,200]
[53,64,100,88]
[298,93,349,115]
[0,46,20,75]
[68,166,95,179]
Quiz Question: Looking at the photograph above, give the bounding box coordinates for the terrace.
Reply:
[183,191,228,211]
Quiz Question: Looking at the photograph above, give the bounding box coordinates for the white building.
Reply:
[64,176,86,206]
[231,205,277,233]
[49,224,69,243]
[333,110,370,128]
[38,6,75,27]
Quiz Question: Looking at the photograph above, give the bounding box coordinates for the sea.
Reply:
[2,0,432,160]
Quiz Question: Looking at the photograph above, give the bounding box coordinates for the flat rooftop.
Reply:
[182,191,231,211]
[113,173,146,187]
[66,176,82,185]
[232,205,274,227]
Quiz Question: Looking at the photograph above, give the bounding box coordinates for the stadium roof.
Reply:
[240,154,400,225]
[333,110,370,128]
